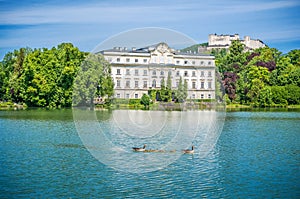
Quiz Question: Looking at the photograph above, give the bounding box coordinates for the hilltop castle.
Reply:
[199,34,266,52]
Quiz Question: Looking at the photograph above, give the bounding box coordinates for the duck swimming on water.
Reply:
[183,146,194,154]
[132,144,146,152]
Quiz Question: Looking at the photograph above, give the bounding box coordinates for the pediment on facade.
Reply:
[149,43,175,64]
[151,42,174,55]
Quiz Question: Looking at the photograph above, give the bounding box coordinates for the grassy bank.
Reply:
[0,102,27,110]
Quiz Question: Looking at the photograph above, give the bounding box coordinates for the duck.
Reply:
[132,144,146,152]
[183,146,194,154]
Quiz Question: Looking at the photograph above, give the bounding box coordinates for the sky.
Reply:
[0,0,300,59]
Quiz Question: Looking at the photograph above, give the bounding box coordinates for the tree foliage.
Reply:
[1,43,85,107]
[214,41,300,106]
[140,93,150,107]
[72,53,114,107]
[1,42,300,108]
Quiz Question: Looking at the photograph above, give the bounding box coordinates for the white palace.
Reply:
[100,42,215,100]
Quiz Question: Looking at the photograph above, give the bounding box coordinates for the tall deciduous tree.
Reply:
[72,53,113,107]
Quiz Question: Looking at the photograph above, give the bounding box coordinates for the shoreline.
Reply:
[1,101,300,111]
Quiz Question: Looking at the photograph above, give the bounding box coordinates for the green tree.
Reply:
[175,76,187,102]
[270,86,288,105]
[140,93,150,107]
[18,43,85,107]
[73,53,113,107]
[165,73,172,102]
[285,84,300,105]
[245,66,270,106]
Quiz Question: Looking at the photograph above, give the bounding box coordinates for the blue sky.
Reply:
[0,0,300,59]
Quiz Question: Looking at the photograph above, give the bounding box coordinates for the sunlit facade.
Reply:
[100,42,215,100]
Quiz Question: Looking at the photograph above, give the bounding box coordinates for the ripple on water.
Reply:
[0,110,299,198]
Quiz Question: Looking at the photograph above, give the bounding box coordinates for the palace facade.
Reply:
[99,42,215,100]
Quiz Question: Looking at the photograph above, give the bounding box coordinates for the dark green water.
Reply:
[0,109,299,198]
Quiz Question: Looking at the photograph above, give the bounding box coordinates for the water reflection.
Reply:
[73,108,225,173]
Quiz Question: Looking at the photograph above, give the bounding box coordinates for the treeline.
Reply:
[214,41,300,107]
[0,43,86,107]
[0,42,299,108]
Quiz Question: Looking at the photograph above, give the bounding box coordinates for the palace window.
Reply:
[143,59,147,63]
[208,94,211,99]
[126,80,130,88]
[192,94,196,99]
[152,70,156,75]
[208,82,212,89]
[200,61,204,65]
[160,70,164,76]
[116,69,121,75]
[117,58,120,62]
[201,81,204,89]
[143,81,147,88]
[201,71,204,77]
[116,93,121,98]
[208,71,212,77]
[126,58,130,62]
[126,69,130,75]
[126,93,130,99]
[135,94,138,99]
[176,60,180,64]
[192,61,195,65]
[135,69,139,76]
[160,56,164,63]
[192,82,196,89]
[184,71,188,77]
[168,70,172,76]
[176,71,180,76]
[201,94,204,99]
[153,57,157,63]
[192,71,196,77]
[184,60,188,64]
[208,61,211,65]
[135,81,139,88]
[135,59,138,63]
[143,70,147,76]
[116,80,121,87]
[152,79,156,88]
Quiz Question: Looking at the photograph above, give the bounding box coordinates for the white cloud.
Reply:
[214,1,300,14]
[1,0,299,25]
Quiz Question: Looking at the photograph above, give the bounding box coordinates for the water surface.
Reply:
[0,109,299,198]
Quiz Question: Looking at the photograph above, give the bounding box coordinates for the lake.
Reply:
[0,109,299,198]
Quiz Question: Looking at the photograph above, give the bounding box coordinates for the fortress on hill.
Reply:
[199,34,266,52]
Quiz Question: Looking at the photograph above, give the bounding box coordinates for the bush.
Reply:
[140,94,150,107]
[129,99,140,105]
